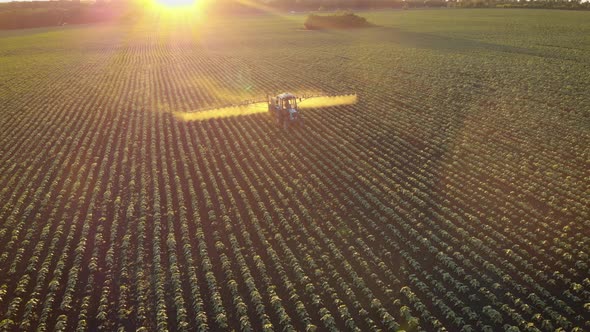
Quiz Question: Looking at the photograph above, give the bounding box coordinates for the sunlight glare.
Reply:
[155,0,197,7]
[148,0,210,14]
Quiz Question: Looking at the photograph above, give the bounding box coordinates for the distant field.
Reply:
[0,9,589,331]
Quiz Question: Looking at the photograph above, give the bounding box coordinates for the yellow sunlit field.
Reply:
[0,7,589,331]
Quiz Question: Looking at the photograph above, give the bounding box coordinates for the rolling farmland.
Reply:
[1,9,589,331]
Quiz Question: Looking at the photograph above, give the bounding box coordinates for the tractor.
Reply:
[268,93,304,129]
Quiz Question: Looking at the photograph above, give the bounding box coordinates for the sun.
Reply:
[148,0,209,12]
[154,0,197,7]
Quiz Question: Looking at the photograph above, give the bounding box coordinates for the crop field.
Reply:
[1,8,589,332]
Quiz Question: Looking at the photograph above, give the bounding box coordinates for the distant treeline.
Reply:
[1,0,589,30]
[214,0,590,11]
[263,0,590,10]
[0,2,134,30]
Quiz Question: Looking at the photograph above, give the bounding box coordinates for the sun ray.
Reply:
[233,0,283,16]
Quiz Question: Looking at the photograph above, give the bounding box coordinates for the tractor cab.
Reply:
[282,96,297,111]
[272,93,297,111]
[268,93,304,129]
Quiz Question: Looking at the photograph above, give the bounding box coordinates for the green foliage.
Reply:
[0,8,588,332]
[0,319,15,329]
